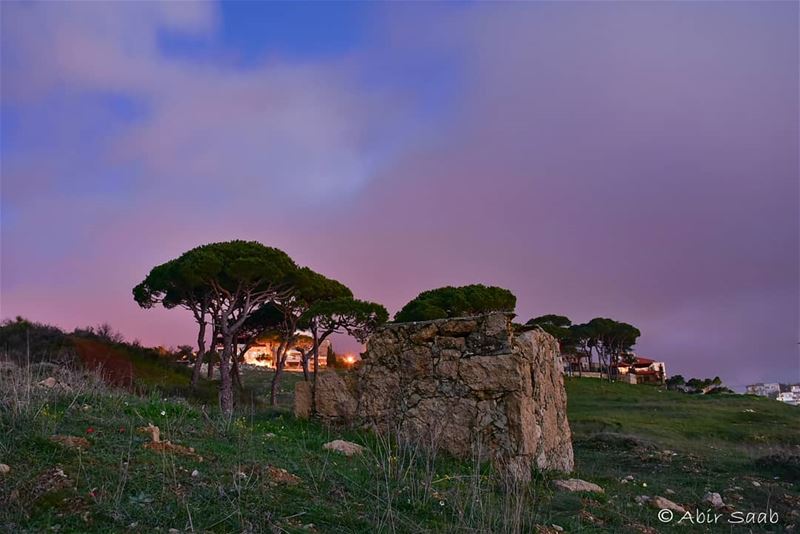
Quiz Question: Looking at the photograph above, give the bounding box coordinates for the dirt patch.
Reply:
[143,441,203,461]
[49,435,90,450]
[266,465,302,486]
[71,337,135,388]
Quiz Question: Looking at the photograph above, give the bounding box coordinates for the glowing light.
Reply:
[343,354,356,366]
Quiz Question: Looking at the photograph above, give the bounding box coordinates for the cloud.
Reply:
[1,1,797,387]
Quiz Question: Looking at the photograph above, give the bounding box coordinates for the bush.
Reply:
[394,284,516,322]
[0,317,75,364]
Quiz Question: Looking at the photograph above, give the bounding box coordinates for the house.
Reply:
[777,385,800,406]
[614,356,666,385]
[745,383,781,399]
[560,353,666,384]
[215,332,331,370]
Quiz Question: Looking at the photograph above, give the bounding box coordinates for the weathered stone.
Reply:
[359,313,573,481]
[703,492,725,509]
[0,463,10,474]
[650,496,686,514]
[294,381,312,419]
[302,313,573,482]
[553,478,604,493]
[438,319,477,336]
[314,372,357,422]
[323,440,366,456]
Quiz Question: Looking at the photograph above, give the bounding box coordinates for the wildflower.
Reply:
[439,500,445,507]
[160,410,166,416]
[86,427,94,434]
[119,427,126,433]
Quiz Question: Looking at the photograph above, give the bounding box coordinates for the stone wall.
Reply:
[296,312,574,480]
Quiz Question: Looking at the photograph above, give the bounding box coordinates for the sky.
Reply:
[1,1,797,389]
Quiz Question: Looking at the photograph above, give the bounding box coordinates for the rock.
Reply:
[553,478,604,493]
[314,372,357,422]
[191,469,199,478]
[0,463,10,474]
[351,313,573,482]
[650,496,686,514]
[635,495,650,505]
[703,492,725,509]
[752,481,761,487]
[323,440,366,456]
[50,435,90,449]
[266,466,301,486]
[665,488,675,495]
[39,377,58,388]
[137,424,160,443]
[294,381,312,419]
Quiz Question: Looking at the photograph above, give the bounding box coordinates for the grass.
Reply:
[1,365,798,533]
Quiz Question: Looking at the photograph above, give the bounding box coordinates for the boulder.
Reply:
[322,440,366,456]
[294,381,312,419]
[309,313,574,482]
[553,478,604,493]
[650,496,686,514]
[703,492,725,509]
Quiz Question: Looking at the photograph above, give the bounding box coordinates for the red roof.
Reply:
[632,357,655,365]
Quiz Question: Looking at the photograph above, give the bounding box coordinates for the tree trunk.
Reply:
[269,340,288,406]
[219,333,234,417]
[190,320,206,391]
[311,325,320,415]
[231,349,243,390]
[301,351,310,382]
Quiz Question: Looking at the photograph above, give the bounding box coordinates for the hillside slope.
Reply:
[0,370,797,533]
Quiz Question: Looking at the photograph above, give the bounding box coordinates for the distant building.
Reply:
[746,383,800,405]
[615,356,666,385]
[214,331,331,370]
[561,353,666,384]
[745,383,781,398]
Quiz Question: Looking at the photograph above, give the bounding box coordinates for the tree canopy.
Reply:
[394,284,516,323]
[526,314,572,341]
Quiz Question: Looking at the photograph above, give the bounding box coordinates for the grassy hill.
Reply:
[1,362,798,533]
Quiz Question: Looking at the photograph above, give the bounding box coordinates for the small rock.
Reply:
[39,377,58,388]
[0,463,10,474]
[322,440,366,457]
[265,432,276,438]
[650,496,686,514]
[551,525,564,532]
[635,495,650,505]
[665,488,675,495]
[191,470,199,478]
[552,478,604,493]
[703,492,725,509]
[752,481,761,487]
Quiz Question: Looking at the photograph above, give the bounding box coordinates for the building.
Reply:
[216,332,331,370]
[615,356,667,385]
[745,383,781,399]
[561,353,666,384]
[777,385,800,406]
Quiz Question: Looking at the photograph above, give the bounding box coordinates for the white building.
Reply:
[745,383,781,398]
[777,390,800,406]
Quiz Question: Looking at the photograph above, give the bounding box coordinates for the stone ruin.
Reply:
[295,312,574,480]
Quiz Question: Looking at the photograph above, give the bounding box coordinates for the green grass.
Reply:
[1,371,798,533]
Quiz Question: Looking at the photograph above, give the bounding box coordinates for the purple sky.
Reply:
[1,2,797,389]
